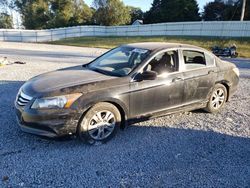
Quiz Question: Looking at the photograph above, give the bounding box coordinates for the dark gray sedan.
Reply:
[15,43,239,144]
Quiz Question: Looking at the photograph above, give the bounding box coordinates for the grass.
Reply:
[49,36,250,58]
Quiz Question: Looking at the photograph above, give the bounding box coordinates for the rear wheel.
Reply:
[78,102,121,145]
[205,84,228,113]
[231,52,238,58]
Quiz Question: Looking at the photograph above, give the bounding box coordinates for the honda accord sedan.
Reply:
[15,43,239,144]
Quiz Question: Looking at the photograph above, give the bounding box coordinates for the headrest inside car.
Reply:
[193,56,205,65]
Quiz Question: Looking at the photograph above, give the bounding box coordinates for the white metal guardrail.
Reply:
[0,21,249,42]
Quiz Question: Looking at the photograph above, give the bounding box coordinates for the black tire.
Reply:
[205,84,228,113]
[78,102,121,145]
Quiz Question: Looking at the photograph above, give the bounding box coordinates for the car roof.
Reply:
[124,42,205,52]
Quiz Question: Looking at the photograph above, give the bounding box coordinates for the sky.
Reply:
[84,0,212,11]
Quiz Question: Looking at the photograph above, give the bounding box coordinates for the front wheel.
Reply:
[205,84,228,113]
[78,102,121,145]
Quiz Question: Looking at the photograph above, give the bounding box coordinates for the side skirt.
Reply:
[127,102,207,125]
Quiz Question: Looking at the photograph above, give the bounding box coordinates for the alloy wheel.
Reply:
[211,88,225,110]
[88,110,116,140]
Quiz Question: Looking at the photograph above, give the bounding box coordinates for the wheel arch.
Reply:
[77,98,129,132]
[105,100,127,129]
[215,80,230,101]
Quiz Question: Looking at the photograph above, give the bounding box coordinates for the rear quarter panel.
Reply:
[215,58,239,100]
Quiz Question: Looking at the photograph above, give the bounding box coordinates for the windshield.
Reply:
[88,46,151,77]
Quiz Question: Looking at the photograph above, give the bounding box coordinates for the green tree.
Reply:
[227,0,250,20]
[127,6,144,24]
[144,0,200,23]
[68,0,94,26]
[0,0,8,7]
[0,0,14,29]
[93,0,131,26]
[238,0,250,20]
[15,0,93,29]
[202,0,227,21]
[0,13,13,28]
[203,0,250,21]
[49,0,74,27]
[15,0,51,29]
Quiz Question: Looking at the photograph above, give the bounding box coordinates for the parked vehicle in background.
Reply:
[15,43,239,145]
[212,45,238,58]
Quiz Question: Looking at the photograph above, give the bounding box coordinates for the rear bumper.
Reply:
[15,104,81,138]
[228,74,240,101]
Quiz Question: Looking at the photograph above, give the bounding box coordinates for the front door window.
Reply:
[144,50,178,75]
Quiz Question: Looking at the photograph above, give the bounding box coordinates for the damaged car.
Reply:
[15,43,239,144]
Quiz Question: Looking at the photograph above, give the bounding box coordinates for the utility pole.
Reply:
[240,0,247,21]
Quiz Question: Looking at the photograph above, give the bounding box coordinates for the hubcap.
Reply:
[211,88,225,109]
[88,110,116,140]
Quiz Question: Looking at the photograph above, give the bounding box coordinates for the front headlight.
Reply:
[31,93,82,109]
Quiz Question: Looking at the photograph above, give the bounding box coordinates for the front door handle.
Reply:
[172,77,183,82]
[208,70,215,74]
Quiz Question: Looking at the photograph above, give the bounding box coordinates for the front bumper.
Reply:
[15,103,81,138]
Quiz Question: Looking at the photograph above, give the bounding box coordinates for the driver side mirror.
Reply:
[133,71,157,82]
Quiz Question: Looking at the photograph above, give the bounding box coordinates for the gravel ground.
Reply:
[0,42,250,187]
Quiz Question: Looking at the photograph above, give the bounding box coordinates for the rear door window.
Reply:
[183,50,206,70]
[205,53,215,66]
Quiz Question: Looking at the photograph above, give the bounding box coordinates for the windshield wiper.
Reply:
[82,64,89,68]
[90,67,123,77]
[90,67,110,75]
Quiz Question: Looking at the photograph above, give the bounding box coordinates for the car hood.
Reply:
[21,66,114,96]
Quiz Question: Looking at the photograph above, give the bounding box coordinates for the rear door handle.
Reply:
[172,77,183,82]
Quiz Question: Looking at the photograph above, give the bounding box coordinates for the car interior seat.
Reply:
[152,53,172,74]
[193,56,205,65]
